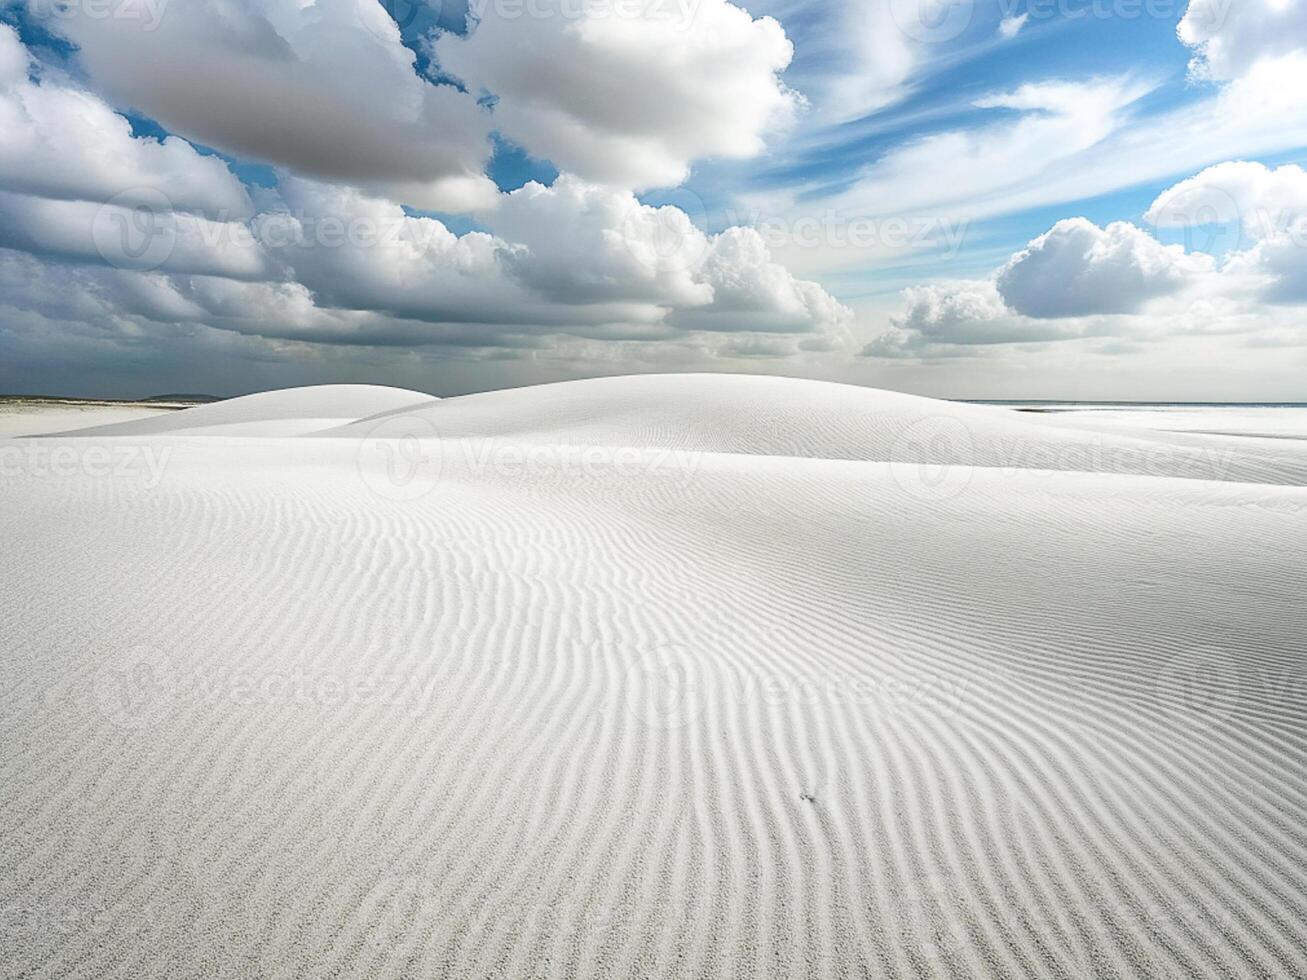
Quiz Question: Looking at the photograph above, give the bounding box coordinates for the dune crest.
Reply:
[43,383,437,438]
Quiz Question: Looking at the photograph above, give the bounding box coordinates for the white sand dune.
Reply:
[324,374,1307,487]
[40,384,438,438]
[3,374,1305,978]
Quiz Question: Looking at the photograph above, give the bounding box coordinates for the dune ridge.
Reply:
[39,384,438,438]
[2,374,1305,978]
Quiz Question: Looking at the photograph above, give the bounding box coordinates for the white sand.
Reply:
[0,403,172,439]
[1008,403,1307,441]
[2,374,1305,978]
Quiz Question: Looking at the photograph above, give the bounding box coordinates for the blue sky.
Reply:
[1,0,1306,399]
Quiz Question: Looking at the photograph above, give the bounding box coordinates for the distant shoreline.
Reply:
[0,394,215,409]
[968,400,1307,409]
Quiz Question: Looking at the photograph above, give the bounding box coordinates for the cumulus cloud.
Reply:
[251,175,849,337]
[995,218,1214,318]
[0,170,851,353]
[862,279,1099,357]
[672,227,853,334]
[1146,160,1307,239]
[1148,162,1307,302]
[31,0,806,205]
[1178,0,1307,82]
[0,24,249,217]
[433,0,798,189]
[0,190,273,279]
[489,176,713,309]
[0,23,847,357]
[31,0,499,210]
[864,216,1237,357]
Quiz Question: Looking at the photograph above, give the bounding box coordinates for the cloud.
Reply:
[432,0,798,189]
[998,13,1028,39]
[995,218,1214,318]
[1178,0,1307,82]
[0,167,851,354]
[0,24,249,218]
[763,11,1307,284]
[864,216,1238,357]
[862,279,1099,357]
[0,25,847,353]
[799,0,922,120]
[31,0,806,204]
[31,0,499,210]
[0,190,273,279]
[489,176,713,309]
[1147,162,1307,302]
[255,174,849,339]
[671,226,853,335]
[770,76,1152,270]
[1146,160,1307,239]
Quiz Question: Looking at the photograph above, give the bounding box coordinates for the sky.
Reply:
[1,0,1306,400]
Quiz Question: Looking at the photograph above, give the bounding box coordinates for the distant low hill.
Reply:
[143,394,222,404]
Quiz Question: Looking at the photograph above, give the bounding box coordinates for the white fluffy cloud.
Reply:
[31,0,499,210]
[0,190,273,279]
[0,174,850,352]
[259,175,850,339]
[31,0,804,205]
[247,173,849,335]
[996,218,1214,318]
[1147,162,1307,302]
[865,214,1244,357]
[0,24,249,217]
[1146,160,1307,239]
[863,279,1102,357]
[672,227,853,334]
[1178,0,1307,82]
[433,0,798,189]
[489,176,713,309]
[0,24,847,359]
